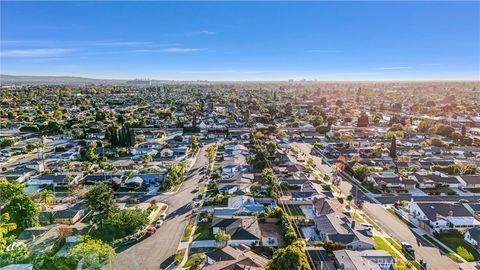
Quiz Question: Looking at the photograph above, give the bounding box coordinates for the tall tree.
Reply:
[389,135,397,159]
[38,189,54,208]
[266,241,311,270]
[69,236,115,270]
[85,183,115,228]
[0,213,16,237]
[3,195,39,231]
[0,179,25,204]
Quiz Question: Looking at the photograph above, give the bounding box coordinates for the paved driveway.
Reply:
[106,144,211,270]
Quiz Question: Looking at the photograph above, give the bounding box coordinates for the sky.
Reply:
[1,1,479,81]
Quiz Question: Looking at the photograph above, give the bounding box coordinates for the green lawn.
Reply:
[184,253,204,268]
[284,205,305,219]
[466,188,480,193]
[197,184,206,199]
[387,208,415,228]
[182,219,194,242]
[435,232,480,262]
[374,236,419,270]
[374,236,397,257]
[193,221,214,241]
[421,186,456,195]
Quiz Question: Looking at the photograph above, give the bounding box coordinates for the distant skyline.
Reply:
[1,1,479,81]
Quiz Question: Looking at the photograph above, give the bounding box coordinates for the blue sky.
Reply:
[1,1,479,81]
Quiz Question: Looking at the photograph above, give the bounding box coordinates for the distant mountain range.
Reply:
[0,74,126,85]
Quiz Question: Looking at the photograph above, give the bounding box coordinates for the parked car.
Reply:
[160,213,167,220]
[146,227,157,235]
[360,223,374,230]
[401,242,415,258]
[155,219,164,228]
[124,237,140,245]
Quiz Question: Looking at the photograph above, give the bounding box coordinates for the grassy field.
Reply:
[284,205,305,219]
[193,221,214,241]
[435,232,480,262]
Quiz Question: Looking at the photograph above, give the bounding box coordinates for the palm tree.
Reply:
[0,213,17,237]
[39,189,54,207]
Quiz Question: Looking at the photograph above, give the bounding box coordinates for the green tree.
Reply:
[205,145,216,168]
[214,230,231,248]
[0,213,16,237]
[0,179,25,204]
[352,164,371,182]
[265,141,277,158]
[266,241,311,270]
[262,168,279,198]
[189,135,200,154]
[3,195,39,231]
[105,208,149,238]
[69,237,115,270]
[389,135,397,159]
[142,153,153,164]
[38,189,54,207]
[85,183,115,228]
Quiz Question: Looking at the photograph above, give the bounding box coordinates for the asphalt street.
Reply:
[106,144,210,270]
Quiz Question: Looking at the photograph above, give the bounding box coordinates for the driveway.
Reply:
[106,144,211,270]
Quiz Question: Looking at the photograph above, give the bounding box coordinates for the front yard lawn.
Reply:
[284,205,305,219]
[193,221,214,241]
[435,232,480,262]
[421,186,456,195]
[466,188,480,193]
[182,219,194,242]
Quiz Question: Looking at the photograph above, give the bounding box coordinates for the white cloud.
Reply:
[193,30,216,35]
[0,48,76,58]
[89,41,153,46]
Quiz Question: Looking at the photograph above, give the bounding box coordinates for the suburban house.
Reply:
[160,147,174,158]
[211,216,262,246]
[217,172,253,195]
[204,245,268,270]
[130,147,158,156]
[408,201,480,232]
[314,213,374,250]
[408,172,463,189]
[457,175,480,189]
[312,197,344,217]
[50,203,85,225]
[291,182,322,201]
[367,172,416,190]
[333,249,395,270]
[305,247,336,270]
[213,195,265,216]
[464,227,480,249]
[30,173,82,187]
[84,173,123,185]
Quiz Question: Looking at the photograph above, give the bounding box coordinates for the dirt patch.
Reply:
[259,222,285,246]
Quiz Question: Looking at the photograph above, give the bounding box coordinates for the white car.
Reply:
[160,213,167,220]
[155,220,164,228]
